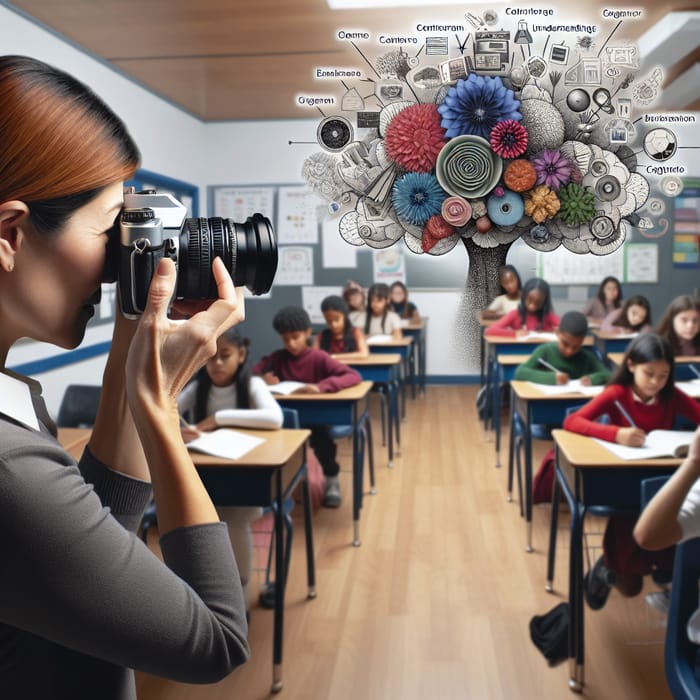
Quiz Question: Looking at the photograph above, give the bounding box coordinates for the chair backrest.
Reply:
[56,385,102,428]
[665,537,700,699]
[280,407,300,430]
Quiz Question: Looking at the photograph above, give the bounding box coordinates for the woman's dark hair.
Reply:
[614,295,651,332]
[497,264,522,295]
[608,332,676,402]
[192,328,251,422]
[319,295,357,352]
[518,277,552,327]
[389,281,412,319]
[655,295,700,355]
[365,283,391,334]
[597,276,623,309]
[0,56,140,236]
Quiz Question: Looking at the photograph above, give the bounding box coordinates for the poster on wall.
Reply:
[673,182,700,269]
[625,244,658,283]
[212,186,276,222]
[373,247,406,284]
[277,186,319,244]
[275,246,314,286]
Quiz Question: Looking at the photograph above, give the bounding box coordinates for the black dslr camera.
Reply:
[103,188,278,318]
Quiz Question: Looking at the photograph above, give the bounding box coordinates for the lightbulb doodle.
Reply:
[300,8,683,257]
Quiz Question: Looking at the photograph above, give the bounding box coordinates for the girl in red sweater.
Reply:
[563,333,700,610]
[484,277,559,338]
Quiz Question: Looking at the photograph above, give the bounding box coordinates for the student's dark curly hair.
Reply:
[655,295,700,355]
[318,295,357,352]
[608,332,676,402]
[191,328,251,422]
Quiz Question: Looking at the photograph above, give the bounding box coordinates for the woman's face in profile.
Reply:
[10,181,123,349]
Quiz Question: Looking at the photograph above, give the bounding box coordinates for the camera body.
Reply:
[104,189,277,318]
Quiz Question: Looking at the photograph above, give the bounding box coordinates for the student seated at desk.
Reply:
[600,294,652,335]
[656,294,700,357]
[563,334,700,611]
[634,426,700,636]
[583,275,623,322]
[342,279,366,314]
[253,306,362,508]
[484,277,559,338]
[481,264,522,320]
[389,281,420,323]
[350,283,403,341]
[178,328,283,610]
[313,295,369,360]
[514,311,610,386]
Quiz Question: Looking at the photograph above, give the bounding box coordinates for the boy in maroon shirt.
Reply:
[253,306,361,507]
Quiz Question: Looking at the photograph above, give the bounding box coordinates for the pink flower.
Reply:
[489,119,528,159]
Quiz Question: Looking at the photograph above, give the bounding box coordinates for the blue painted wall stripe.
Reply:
[9,341,112,376]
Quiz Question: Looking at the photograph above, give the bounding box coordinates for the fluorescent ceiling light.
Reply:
[328,0,495,7]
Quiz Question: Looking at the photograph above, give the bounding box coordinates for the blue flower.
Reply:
[438,74,521,140]
[392,172,446,226]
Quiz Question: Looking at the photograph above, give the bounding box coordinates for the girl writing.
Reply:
[655,294,700,357]
[484,277,559,338]
[313,295,369,360]
[178,328,283,609]
[481,264,523,320]
[389,281,420,323]
[563,333,700,610]
[583,275,623,321]
[352,283,403,341]
[600,294,652,334]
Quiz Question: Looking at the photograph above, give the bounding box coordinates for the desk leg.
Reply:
[385,384,394,468]
[493,364,502,467]
[300,468,317,599]
[352,406,364,547]
[271,471,285,693]
[363,412,377,495]
[568,501,585,692]
[484,355,494,435]
[546,476,560,592]
[393,379,401,457]
[523,420,533,553]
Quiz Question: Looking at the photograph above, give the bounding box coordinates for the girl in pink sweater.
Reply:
[484,277,559,338]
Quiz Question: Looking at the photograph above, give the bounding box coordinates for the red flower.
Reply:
[422,214,454,252]
[489,119,528,159]
[385,104,447,173]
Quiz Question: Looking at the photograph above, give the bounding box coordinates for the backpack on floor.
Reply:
[533,447,556,504]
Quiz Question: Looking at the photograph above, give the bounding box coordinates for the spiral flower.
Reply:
[441,196,472,226]
[558,183,596,225]
[438,74,521,140]
[489,119,528,158]
[533,149,572,190]
[392,172,446,226]
[384,103,447,173]
[524,185,560,223]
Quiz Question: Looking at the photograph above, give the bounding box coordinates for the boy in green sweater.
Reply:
[515,310,610,385]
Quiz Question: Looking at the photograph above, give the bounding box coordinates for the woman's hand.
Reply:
[196,416,218,433]
[125,257,244,417]
[616,427,646,447]
[555,372,570,385]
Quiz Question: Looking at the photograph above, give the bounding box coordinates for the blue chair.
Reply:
[641,476,700,700]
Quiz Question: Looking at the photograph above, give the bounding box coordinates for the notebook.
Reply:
[186,429,265,460]
[268,381,307,396]
[592,430,695,460]
[527,380,604,396]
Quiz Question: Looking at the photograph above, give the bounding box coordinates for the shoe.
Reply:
[584,556,615,611]
[645,590,671,616]
[259,582,276,609]
[322,477,341,508]
[651,568,672,586]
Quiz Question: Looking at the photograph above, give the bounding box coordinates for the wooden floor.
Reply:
[136,386,672,700]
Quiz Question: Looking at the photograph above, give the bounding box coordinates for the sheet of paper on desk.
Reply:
[186,429,265,460]
[518,332,557,342]
[592,430,695,460]
[269,381,306,395]
[676,379,700,398]
[527,381,604,396]
[367,335,393,345]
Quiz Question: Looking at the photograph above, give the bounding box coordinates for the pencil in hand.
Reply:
[537,358,559,373]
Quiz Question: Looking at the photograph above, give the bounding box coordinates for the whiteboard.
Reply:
[537,246,625,284]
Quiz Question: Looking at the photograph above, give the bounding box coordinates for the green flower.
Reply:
[558,184,596,226]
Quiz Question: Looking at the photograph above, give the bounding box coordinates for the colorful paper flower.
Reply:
[422,214,454,252]
[438,74,521,140]
[489,119,528,158]
[558,183,596,225]
[384,103,447,173]
[533,149,572,190]
[503,159,537,192]
[524,185,561,223]
[392,172,446,226]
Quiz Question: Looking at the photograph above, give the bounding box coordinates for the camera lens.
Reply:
[177,214,278,299]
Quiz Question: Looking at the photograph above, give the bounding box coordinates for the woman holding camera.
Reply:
[0,56,249,698]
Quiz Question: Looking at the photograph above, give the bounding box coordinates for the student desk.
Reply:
[608,352,700,381]
[341,355,401,468]
[592,329,636,358]
[368,337,413,419]
[275,381,373,547]
[509,381,599,552]
[547,429,682,693]
[58,426,313,694]
[402,318,427,397]
[478,315,497,385]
